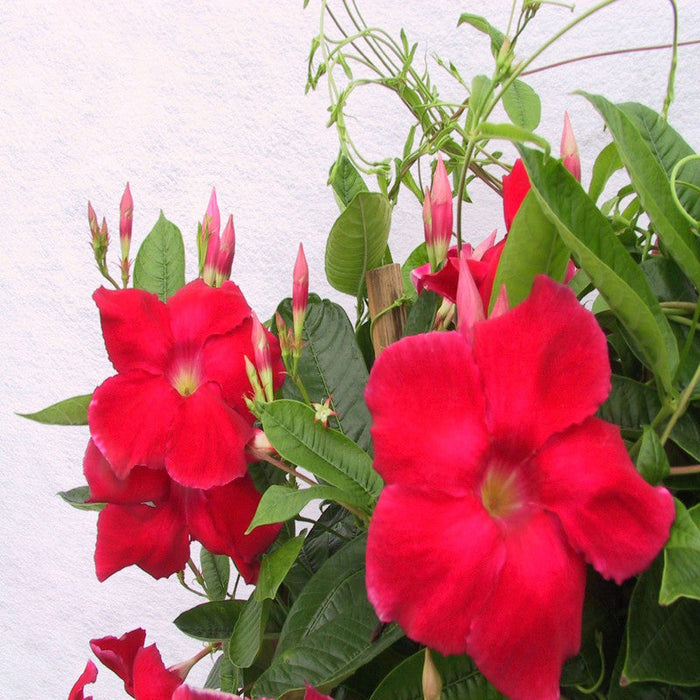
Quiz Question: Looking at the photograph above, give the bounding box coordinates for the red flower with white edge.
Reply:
[364,275,675,700]
[88,279,283,490]
[84,440,282,583]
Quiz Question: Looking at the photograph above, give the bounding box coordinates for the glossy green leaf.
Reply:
[173,600,246,641]
[502,79,541,132]
[660,501,700,605]
[589,141,624,204]
[457,13,505,56]
[519,146,678,392]
[580,94,700,290]
[260,400,381,511]
[200,549,230,601]
[58,485,104,512]
[635,426,670,485]
[247,483,367,532]
[19,393,91,425]
[623,556,700,685]
[325,192,392,297]
[133,211,186,301]
[490,192,569,311]
[369,648,504,700]
[329,154,369,210]
[253,536,403,698]
[255,533,306,602]
[227,598,270,669]
[403,289,440,336]
[276,296,372,452]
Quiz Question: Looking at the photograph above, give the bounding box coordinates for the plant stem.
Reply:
[660,360,700,446]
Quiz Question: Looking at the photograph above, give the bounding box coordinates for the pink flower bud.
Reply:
[252,313,274,402]
[216,214,236,283]
[202,188,221,286]
[427,154,453,270]
[560,112,581,182]
[203,187,220,241]
[119,183,133,256]
[292,243,309,342]
[88,202,100,241]
[456,248,485,344]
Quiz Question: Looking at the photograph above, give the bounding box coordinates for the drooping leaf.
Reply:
[329,155,369,210]
[490,191,569,311]
[580,94,700,290]
[227,598,270,669]
[133,211,186,301]
[589,141,624,204]
[255,533,307,602]
[275,296,373,452]
[260,400,382,513]
[200,548,230,601]
[18,393,92,425]
[173,600,246,641]
[519,146,679,393]
[502,79,541,131]
[457,13,505,57]
[660,501,700,605]
[58,485,104,512]
[325,192,392,297]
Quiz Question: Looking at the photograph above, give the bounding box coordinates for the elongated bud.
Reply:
[201,188,221,286]
[292,243,309,342]
[88,202,100,241]
[560,112,581,182]
[422,648,443,700]
[456,249,485,344]
[244,355,265,411]
[427,155,452,270]
[422,184,433,253]
[216,214,235,283]
[119,183,133,258]
[252,313,274,402]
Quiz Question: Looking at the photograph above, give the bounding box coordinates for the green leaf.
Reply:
[490,192,569,311]
[173,600,246,641]
[227,598,270,669]
[479,123,550,153]
[58,485,104,512]
[580,94,700,290]
[467,75,492,132]
[457,13,505,57]
[369,649,504,700]
[18,393,91,425]
[133,211,186,301]
[623,556,700,685]
[519,146,678,393]
[200,549,230,601]
[248,484,368,532]
[502,79,541,131]
[403,289,440,336]
[329,155,369,210]
[660,501,700,605]
[276,296,373,452]
[641,257,697,304]
[589,141,624,204]
[400,241,429,300]
[255,533,306,602]
[635,426,671,485]
[260,400,382,511]
[252,535,404,698]
[325,192,392,297]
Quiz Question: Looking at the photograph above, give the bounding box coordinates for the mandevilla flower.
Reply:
[88,279,284,490]
[364,275,675,700]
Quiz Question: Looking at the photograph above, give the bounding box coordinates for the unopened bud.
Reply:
[422,648,443,700]
[456,249,485,344]
[427,155,452,270]
[201,188,221,285]
[560,112,581,182]
[216,214,235,283]
[252,313,274,402]
[292,243,309,343]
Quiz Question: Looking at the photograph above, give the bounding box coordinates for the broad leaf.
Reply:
[58,485,104,512]
[260,400,382,512]
[133,211,186,301]
[276,296,372,452]
[329,155,368,210]
[255,533,306,602]
[19,393,91,425]
[635,426,670,485]
[580,94,700,290]
[200,549,230,601]
[502,79,541,131]
[519,146,679,393]
[660,501,700,605]
[173,600,246,641]
[227,598,270,669]
[325,192,392,297]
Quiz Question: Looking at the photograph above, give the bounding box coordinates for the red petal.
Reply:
[473,275,611,454]
[184,475,282,584]
[83,439,169,504]
[535,417,676,583]
[365,331,488,492]
[166,384,253,489]
[132,644,183,699]
[68,660,98,700]
[304,682,334,700]
[502,158,531,232]
[466,510,585,700]
[366,485,505,655]
[415,257,460,302]
[93,287,172,374]
[94,501,189,581]
[89,372,180,478]
[167,280,251,348]
[90,628,146,695]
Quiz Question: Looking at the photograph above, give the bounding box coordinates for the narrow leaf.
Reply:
[227,598,270,669]
[58,486,104,512]
[255,533,306,602]
[479,123,550,154]
[502,79,541,131]
[19,393,92,425]
[200,549,230,601]
[133,211,186,301]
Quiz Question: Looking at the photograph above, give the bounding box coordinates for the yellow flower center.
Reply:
[480,464,525,520]
[171,360,202,397]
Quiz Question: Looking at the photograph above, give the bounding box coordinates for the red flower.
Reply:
[88,279,283,490]
[84,439,282,583]
[364,276,675,700]
[89,629,183,699]
[68,660,97,700]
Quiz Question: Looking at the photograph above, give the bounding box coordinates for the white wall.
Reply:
[2,1,698,696]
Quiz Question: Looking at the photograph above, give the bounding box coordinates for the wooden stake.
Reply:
[366,263,406,355]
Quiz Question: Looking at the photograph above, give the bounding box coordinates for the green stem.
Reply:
[660,360,700,446]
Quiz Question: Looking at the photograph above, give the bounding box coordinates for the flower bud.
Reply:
[426,155,452,270]
[201,188,221,286]
[422,648,443,700]
[119,183,133,259]
[252,313,274,402]
[292,243,309,343]
[216,214,236,284]
[560,111,581,182]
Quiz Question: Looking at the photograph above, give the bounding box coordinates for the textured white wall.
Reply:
[2,1,698,697]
